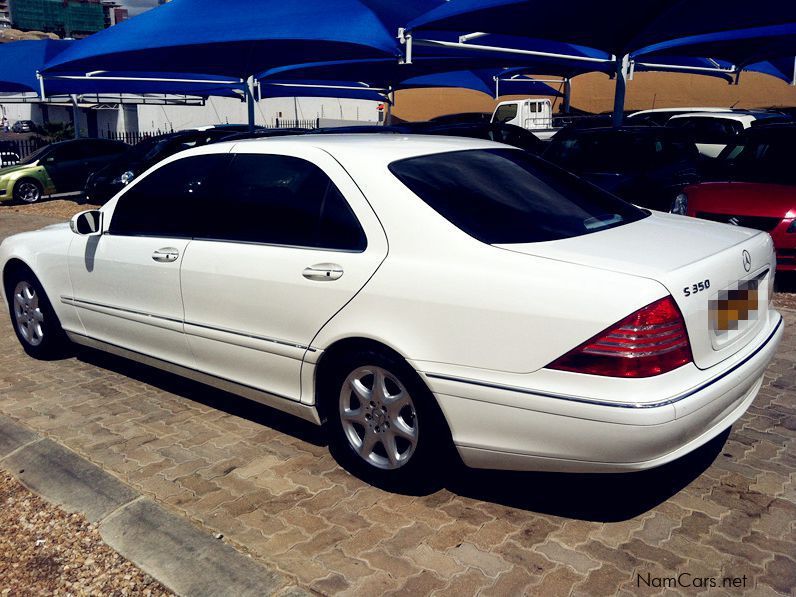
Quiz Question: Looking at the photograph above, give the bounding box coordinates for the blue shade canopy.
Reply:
[0,40,72,93]
[745,57,796,84]
[42,0,444,78]
[0,40,245,98]
[260,81,386,102]
[42,72,244,98]
[634,23,796,67]
[408,0,796,56]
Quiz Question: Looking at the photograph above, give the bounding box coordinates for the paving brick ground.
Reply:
[1,208,795,596]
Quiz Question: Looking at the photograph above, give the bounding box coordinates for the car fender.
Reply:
[7,165,57,196]
[0,224,77,331]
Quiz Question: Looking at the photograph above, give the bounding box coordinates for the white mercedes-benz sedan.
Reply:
[0,135,783,486]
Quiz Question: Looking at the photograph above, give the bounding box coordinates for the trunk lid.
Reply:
[496,212,775,369]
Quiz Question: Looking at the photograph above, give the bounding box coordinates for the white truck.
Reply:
[491,98,557,140]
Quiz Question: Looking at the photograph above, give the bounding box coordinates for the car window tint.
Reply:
[207,153,366,251]
[109,154,228,238]
[494,104,518,123]
[390,149,648,244]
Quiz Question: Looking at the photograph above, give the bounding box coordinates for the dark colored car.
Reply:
[543,126,702,211]
[0,139,129,204]
[428,112,492,125]
[677,125,796,271]
[11,120,36,134]
[84,129,234,204]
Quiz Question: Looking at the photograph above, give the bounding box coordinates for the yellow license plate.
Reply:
[710,280,759,332]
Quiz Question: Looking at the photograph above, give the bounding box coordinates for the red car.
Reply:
[673,125,796,272]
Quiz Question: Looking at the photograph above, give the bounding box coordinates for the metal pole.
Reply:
[563,78,572,114]
[71,94,81,138]
[386,87,394,125]
[792,56,796,86]
[612,54,629,128]
[495,76,500,99]
[245,77,256,132]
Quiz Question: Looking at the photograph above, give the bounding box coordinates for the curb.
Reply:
[0,414,311,597]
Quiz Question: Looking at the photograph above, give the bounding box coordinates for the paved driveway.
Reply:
[1,209,794,596]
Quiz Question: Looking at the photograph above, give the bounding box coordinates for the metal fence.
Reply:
[0,138,48,166]
[101,129,174,144]
[271,118,320,129]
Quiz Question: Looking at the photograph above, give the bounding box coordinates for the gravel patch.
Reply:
[0,200,85,221]
[0,470,173,596]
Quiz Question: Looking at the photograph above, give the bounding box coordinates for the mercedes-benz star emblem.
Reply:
[742,250,752,272]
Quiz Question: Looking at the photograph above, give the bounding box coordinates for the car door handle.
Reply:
[303,263,343,281]
[152,248,180,263]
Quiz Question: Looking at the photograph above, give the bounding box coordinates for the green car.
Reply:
[0,138,129,204]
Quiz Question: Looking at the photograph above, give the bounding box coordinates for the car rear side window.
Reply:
[109,154,228,238]
[389,149,648,244]
[206,153,366,251]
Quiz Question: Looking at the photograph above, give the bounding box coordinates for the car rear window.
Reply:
[389,148,648,244]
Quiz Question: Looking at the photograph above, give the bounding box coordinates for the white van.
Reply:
[491,99,553,134]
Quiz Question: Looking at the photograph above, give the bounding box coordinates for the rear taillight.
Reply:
[547,296,693,378]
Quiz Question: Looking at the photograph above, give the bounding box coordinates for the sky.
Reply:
[121,0,160,16]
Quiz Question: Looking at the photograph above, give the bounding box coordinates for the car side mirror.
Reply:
[70,210,103,236]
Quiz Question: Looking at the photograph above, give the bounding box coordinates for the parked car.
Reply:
[0,151,20,168]
[543,126,701,211]
[1,135,782,486]
[674,125,796,271]
[428,112,491,125]
[84,129,233,204]
[627,107,733,127]
[664,111,787,157]
[11,120,36,134]
[0,139,130,204]
[314,122,544,153]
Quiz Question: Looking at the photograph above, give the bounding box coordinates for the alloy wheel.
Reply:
[13,281,44,346]
[339,366,419,470]
[17,181,41,203]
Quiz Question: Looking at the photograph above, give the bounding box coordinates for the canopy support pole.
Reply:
[37,72,47,100]
[612,54,629,128]
[71,94,81,139]
[563,78,571,113]
[386,86,394,125]
[245,77,256,132]
[495,76,500,98]
[792,56,796,85]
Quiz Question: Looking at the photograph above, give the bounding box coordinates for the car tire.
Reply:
[13,179,42,204]
[5,268,70,360]
[324,349,454,491]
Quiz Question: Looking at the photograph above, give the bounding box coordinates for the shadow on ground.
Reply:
[76,346,728,524]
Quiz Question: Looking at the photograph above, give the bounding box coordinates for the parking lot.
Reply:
[0,204,794,596]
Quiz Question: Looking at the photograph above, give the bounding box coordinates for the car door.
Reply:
[179,146,388,403]
[67,152,230,367]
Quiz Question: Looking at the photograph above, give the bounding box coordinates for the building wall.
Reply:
[391,71,796,121]
[9,0,104,36]
[136,95,381,132]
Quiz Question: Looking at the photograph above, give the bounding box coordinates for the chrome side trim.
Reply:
[62,296,182,324]
[61,296,316,352]
[426,315,782,410]
[65,331,322,425]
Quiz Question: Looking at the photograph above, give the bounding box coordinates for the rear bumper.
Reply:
[425,314,783,473]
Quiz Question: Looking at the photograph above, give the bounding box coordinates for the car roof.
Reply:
[212,133,503,162]
[555,126,688,138]
[630,107,732,116]
[668,112,757,123]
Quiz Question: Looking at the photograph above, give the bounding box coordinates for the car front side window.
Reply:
[108,154,229,238]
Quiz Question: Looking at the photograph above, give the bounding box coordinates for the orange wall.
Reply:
[392,71,796,122]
